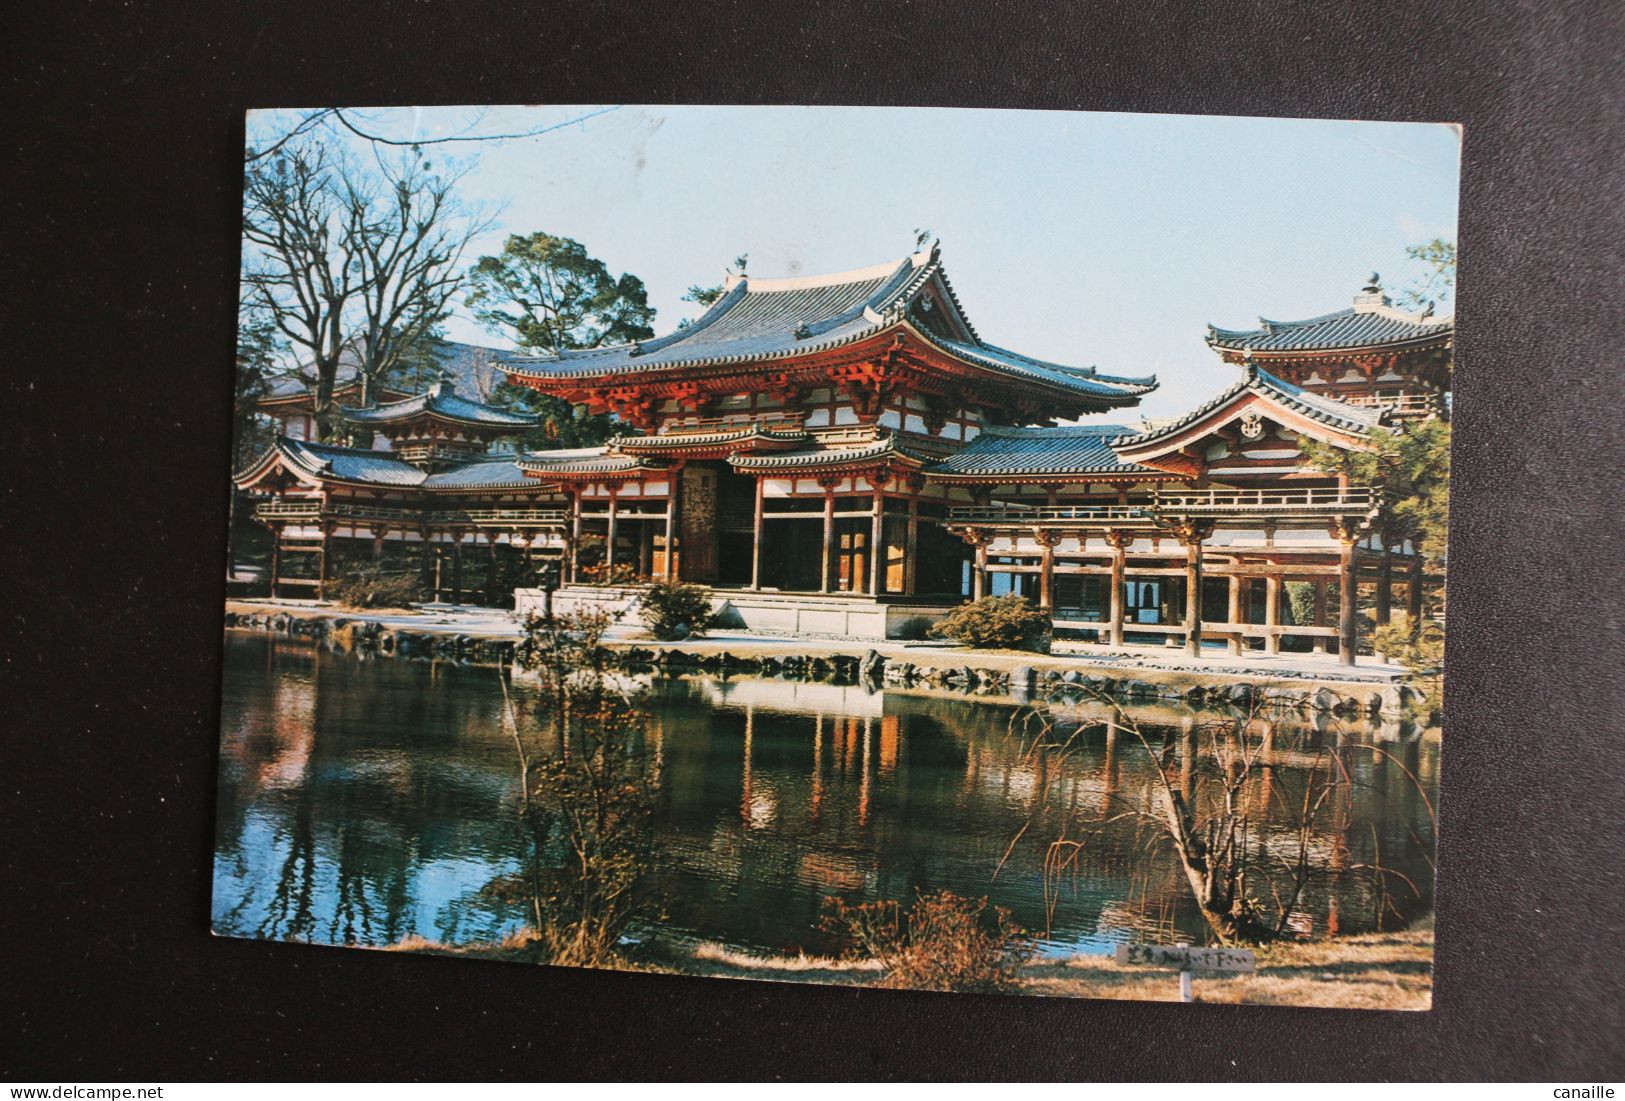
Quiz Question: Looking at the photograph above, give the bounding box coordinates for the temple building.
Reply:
[234,371,569,604]
[234,246,1451,663]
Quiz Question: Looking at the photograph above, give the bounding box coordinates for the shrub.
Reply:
[1372,616,1445,722]
[1285,581,1316,627]
[820,889,1033,993]
[639,581,714,640]
[928,594,1052,652]
[332,562,423,609]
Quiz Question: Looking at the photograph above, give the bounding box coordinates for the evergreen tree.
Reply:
[466,232,657,448]
[233,307,283,467]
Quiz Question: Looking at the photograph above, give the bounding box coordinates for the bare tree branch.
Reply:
[246,105,625,162]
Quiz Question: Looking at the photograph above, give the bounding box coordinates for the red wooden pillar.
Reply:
[450,530,465,606]
[750,476,765,590]
[820,480,836,594]
[867,477,886,596]
[317,521,334,602]
[663,469,680,581]
[1182,533,1204,657]
[269,523,283,600]
[1376,546,1394,624]
[1036,529,1057,611]
[605,486,620,580]
[1106,530,1127,647]
[1264,574,1281,655]
[567,490,583,584]
[1338,535,1359,666]
[1313,577,1330,654]
[1226,575,1243,655]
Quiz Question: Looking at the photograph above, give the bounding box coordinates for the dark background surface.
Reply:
[6,0,1623,1082]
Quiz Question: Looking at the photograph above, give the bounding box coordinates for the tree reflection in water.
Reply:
[213,633,1438,957]
[1008,686,1437,945]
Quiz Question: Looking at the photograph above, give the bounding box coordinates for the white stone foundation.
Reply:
[514,586,959,640]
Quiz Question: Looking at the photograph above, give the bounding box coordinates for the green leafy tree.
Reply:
[679,252,748,316]
[1302,421,1451,571]
[1301,419,1450,703]
[233,304,283,467]
[1301,237,1454,657]
[467,232,656,448]
[468,232,655,350]
[381,324,453,395]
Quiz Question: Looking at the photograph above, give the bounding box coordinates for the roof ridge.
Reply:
[1256,307,1356,330]
[979,422,1132,438]
[923,261,981,344]
[738,255,914,293]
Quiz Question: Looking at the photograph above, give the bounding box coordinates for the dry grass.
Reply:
[386,928,550,964]
[671,920,1434,1010]
[685,943,884,985]
[1023,921,1434,1010]
[384,920,1431,1010]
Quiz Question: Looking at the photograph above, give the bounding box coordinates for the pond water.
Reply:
[212,631,1439,957]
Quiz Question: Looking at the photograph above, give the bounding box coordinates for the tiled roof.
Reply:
[422,458,536,490]
[506,257,918,380]
[1207,302,1453,353]
[340,378,539,428]
[616,424,811,450]
[1111,365,1384,449]
[920,333,1156,400]
[504,247,1156,405]
[728,436,935,472]
[276,438,428,486]
[514,448,657,476]
[927,424,1156,478]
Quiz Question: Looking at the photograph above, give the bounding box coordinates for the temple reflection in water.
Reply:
[214,633,1438,955]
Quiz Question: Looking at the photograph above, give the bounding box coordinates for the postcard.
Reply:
[217,104,1454,1009]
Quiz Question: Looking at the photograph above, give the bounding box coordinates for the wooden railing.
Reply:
[1336,392,1443,417]
[947,504,1152,524]
[392,442,484,463]
[255,500,567,528]
[1150,486,1379,512]
[254,499,324,521]
[945,487,1380,528]
[457,508,568,527]
[326,502,422,522]
[807,424,885,445]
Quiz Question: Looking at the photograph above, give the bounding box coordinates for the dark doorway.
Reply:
[760,520,823,591]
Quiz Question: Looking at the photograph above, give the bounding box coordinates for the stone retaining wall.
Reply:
[515,586,958,640]
[223,609,518,665]
[224,607,1422,719]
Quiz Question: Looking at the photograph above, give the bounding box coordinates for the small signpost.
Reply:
[1115,942,1256,1003]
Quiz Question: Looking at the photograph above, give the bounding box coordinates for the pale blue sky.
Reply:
[247,105,1460,420]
